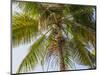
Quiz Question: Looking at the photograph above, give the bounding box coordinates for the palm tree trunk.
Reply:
[56,30,65,71]
[53,23,66,71]
[58,39,65,71]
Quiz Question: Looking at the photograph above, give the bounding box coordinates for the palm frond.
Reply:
[64,45,76,69]
[63,21,96,67]
[17,29,53,73]
[12,13,39,47]
[17,1,41,18]
[17,34,46,73]
[70,39,93,67]
[64,18,96,48]
[68,5,95,30]
[88,51,96,65]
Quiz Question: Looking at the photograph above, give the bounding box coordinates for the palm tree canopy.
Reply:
[12,1,96,73]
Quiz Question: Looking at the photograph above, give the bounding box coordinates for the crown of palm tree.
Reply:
[12,1,96,73]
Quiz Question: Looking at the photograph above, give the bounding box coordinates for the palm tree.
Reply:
[12,1,96,73]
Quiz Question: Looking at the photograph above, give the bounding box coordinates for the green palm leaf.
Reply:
[68,5,95,30]
[61,22,95,67]
[17,34,46,73]
[64,43,76,69]
[64,18,96,48]
[17,29,53,73]
[12,13,39,46]
[17,1,40,18]
[70,39,93,67]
